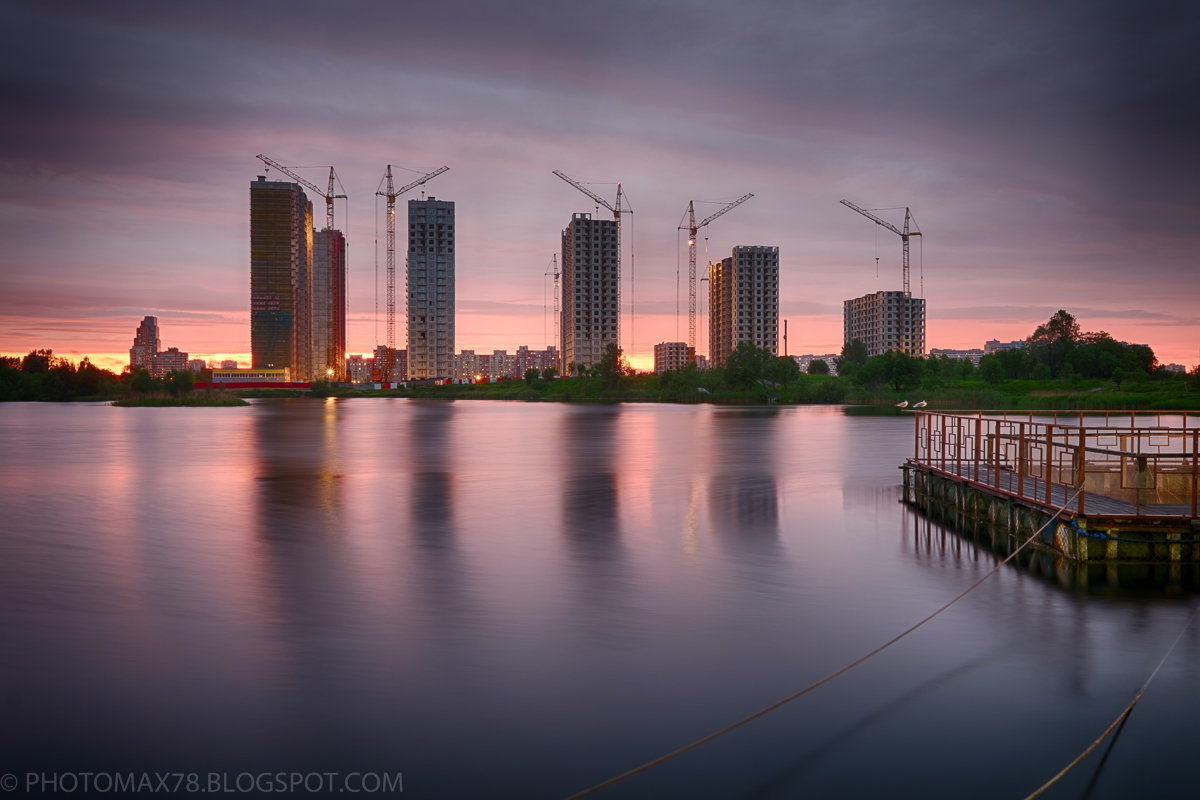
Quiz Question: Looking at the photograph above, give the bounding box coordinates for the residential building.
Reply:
[930,347,985,366]
[313,229,347,381]
[455,349,482,381]
[127,316,189,377]
[489,350,515,380]
[129,315,160,371]
[708,245,780,368]
[515,345,559,376]
[250,175,313,380]
[843,290,926,358]
[794,354,840,376]
[407,197,455,379]
[153,347,188,375]
[346,354,373,383]
[984,339,1025,354]
[562,212,619,372]
[654,342,690,374]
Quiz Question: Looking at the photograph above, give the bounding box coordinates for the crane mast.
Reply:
[679,193,753,354]
[255,154,346,231]
[376,165,449,382]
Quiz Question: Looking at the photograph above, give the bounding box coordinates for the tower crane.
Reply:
[552,170,631,222]
[376,164,449,382]
[552,170,633,359]
[841,200,923,357]
[255,154,346,231]
[839,200,921,297]
[544,254,560,362]
[679,193,753,355]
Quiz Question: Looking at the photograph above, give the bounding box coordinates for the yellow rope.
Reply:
[1024,602,1200,799]
[563,490,1083,799]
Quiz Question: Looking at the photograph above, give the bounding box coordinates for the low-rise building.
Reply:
[654,342,690,374]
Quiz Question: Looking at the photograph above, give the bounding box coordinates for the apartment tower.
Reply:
[313,229,347,380]
[407,197,455,380]
[843,291,926,357]
[561,212,619,372]
[129,315,160,371]
[250,176,313,380]
[708,246,780,368]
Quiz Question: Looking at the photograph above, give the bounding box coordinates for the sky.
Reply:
[1,0,1197,373]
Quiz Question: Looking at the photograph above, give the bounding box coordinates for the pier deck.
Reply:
[903,411,1200,562]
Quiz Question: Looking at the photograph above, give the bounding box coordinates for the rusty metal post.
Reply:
[914,411,921,467]
[974,414,982,483]
[940,414,947,471]
[1018,422,1026,499]
[1045,425,1053,505]
[956,415,962,477]
[1077,425,1086,515]
[1185,431,1195,520]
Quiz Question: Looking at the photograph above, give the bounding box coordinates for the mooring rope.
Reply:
[562,489,1084,799]
[1023,601,1200,800]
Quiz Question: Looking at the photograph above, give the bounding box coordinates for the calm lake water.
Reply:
[2,400,1197,798]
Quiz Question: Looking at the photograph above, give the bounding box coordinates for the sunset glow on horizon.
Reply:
[2,3,1196,373]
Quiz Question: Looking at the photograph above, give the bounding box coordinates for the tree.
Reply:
[724,341,771,390]
[595,343,629,390]
[22,349,54,374]
[766,355,800,388]
[854,350,922,392]
[836,339,868,377]
[541,366,558,380]
[807,359,830,376]
[524,367,540,385]
[130,368,155,394]
[1028,309,1080,377]
[979,354,1005,384]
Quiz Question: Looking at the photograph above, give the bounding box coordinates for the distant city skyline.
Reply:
[2,2,1196,373]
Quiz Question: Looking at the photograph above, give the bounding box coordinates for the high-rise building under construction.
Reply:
[250,176,313,380]
[313,229,347,380]
[708,245,779,368]
[843,290,926,357]
[407,197,455,380]
[561,212,619,372]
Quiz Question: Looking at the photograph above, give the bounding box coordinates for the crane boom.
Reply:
[255,153,346,230]
[698,193,754,229]
[839,199,920,296]
[553,170,616,217]
[678,193,754,354]
[375,165,449,382]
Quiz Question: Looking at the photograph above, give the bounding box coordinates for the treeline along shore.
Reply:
[3,311,1197,409]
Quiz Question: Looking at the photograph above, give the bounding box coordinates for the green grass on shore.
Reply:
[112,391,248,407]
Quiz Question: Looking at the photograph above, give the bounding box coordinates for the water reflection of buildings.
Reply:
[708,409,781,547]
[561,406,621,549]
[253,398,343,540]
[559,407,632,635]
[402,401,480,642]
[407,401,456,546]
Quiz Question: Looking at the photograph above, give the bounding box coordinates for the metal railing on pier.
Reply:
[909,411,1200,519]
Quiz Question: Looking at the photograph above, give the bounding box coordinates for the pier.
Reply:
[902,411,1200,562]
